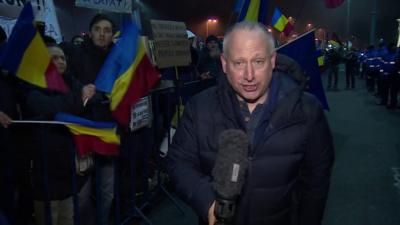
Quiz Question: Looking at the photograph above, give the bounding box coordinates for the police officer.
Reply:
[379,43,398,108]
[364,45,380,93]
[344,47,358,89]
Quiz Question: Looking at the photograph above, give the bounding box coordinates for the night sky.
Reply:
[141,0,400,47]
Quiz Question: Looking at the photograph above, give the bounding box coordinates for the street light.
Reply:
[306,23,313,31]
[206,18,217,37]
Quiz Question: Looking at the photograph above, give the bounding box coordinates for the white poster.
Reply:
[0,0,62,43]
[75,0,132,13]
[36,0,63,43]
[0,16,17,39]
[130,96,153,132]
[0,0,44,18]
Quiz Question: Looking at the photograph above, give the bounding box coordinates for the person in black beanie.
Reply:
[197,35,224,81]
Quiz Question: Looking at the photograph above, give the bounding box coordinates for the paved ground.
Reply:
[322,72,400,225]
[132,69,400,225]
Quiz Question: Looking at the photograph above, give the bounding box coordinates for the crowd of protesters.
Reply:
[0,11,229,225]
[0,10,398,225]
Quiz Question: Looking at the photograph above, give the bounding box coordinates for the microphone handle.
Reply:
[214,198,236,225]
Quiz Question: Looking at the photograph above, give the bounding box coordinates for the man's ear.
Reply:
[220,53,227,74]
[270,52,277,70]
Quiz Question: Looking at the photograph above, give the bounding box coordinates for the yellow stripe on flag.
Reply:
[66,124,120,145]
[244,0,260,22]
[17,32,49,88]
[110,40,146,111]
[274,16,288,32]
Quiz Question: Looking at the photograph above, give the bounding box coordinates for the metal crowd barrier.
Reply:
[34,78,217,225]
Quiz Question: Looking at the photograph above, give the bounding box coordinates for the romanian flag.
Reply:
[55,113,120,156]
[271,8,294,36]
[95,21,160,126]
[236,0,269,24]
[0,2,69,94]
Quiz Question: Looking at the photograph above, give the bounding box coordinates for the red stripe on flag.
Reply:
[73,135,119,156]
[283,22,294,36]
[45,62,70,94]
[112,56,160,125]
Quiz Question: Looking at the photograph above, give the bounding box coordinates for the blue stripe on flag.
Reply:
[94,20,140,93]
[238,0,251,22]
[258,0,269,23]
[55,113,117,129]
[271,8,282,25]
[0,2,37,74]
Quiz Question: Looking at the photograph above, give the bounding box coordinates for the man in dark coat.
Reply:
[167,21,334,225]
[65,14,117,225]
[197,35,224,81]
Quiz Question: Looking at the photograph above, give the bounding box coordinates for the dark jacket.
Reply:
[65,40,113,122]
[197,47,223,79]
[167,73,334,225]
[23,74,87,200]
[275,53,307,89]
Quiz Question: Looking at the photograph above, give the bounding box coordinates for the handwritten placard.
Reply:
[150,20,191,68]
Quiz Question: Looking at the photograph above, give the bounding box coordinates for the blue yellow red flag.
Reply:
[55,113,120,156]
[271,8,293,36]
[0,2,69,93]
[95,20,160,126]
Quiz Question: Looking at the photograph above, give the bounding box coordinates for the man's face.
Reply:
[48,46,67,74]
[206,40,219,51]
[90,19,113,49]
[221,29,276,106]
[73,37,84,46]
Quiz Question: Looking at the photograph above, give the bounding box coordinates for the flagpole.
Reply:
[346,0,351,37]
[11,120,73,125]
[275,29,316,51]
[397,18,400,47]
[174,66,183,124]
[369,0,377,45]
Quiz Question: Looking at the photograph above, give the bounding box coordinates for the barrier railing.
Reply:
[9,78,216,225]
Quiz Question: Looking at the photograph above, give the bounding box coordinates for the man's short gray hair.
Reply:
[223,21,276,58]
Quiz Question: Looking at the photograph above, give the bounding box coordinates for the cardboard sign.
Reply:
[75,0,132,13]
[150,20,191,68]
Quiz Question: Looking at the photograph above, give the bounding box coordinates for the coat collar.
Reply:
[216,72,305,132]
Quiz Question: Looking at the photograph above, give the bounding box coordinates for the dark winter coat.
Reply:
[65,40,113,122]
[197,47,224,79]
[167,72,334,225]
[23,74,87,200]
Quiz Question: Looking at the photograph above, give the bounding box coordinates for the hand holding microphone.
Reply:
[211,129,249,225]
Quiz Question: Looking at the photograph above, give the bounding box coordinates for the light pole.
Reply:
[206,19,217,37]
[397,18,400,47]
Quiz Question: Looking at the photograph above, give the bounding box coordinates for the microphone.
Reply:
[212,129,249,225]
